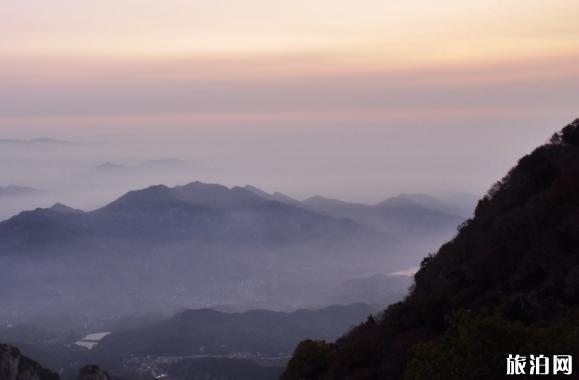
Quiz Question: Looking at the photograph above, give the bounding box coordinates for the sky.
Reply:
[1,0,579,201]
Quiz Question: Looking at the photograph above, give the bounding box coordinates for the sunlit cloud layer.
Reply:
[4,1,579,60]
[2,1,578,126]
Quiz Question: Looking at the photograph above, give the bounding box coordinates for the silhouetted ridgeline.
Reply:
[282,119,579,379]
[95,303,374,358]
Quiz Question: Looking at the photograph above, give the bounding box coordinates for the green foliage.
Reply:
[281,340,333,380]
[405,310,579,380]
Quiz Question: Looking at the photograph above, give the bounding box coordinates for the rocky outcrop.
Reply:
[0,344,60,380]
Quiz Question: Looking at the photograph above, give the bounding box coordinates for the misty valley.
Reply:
[0,171,475,380]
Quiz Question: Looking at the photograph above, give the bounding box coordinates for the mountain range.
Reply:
[91,158,196,175]
[0,181,363,250]
[0,181,472,259]
[0,180,466,331]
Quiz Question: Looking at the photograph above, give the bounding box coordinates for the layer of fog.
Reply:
[0,111,566,221]
[2,52,577,219]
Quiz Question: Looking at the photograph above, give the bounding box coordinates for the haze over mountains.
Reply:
[0,138,477,380]
[0,180,468,328]
[91,159,197,183]
[0,124,500,225]
[301,193,469,237]
[0,185,55,226]
[4,120,578,380]
[0,149,203,221]
[0,185,45,197]
[93,158,194,171]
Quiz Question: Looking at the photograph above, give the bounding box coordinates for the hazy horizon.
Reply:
[0,113,573,208]
[2,1,579,204]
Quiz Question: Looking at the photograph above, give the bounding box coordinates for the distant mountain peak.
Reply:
[93,162,124,171]
[49,203,84,214]
[138,158,193,169]
[104,184,174,207]
[177,180,228,190]
[92,158,194,176]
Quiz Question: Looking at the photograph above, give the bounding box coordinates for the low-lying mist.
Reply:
[0,133,482,380]
[0,175,470,332]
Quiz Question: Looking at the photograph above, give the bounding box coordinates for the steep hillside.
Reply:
[282,119,579,379]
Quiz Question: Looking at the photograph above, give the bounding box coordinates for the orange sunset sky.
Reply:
[1,0,578,199]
